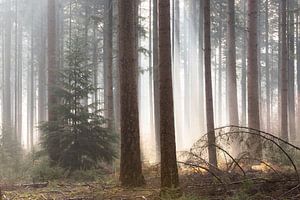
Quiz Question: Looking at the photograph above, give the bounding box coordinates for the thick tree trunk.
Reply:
[159,0,179,189]
[118,0,144,187]
[227,0,238,126]
[247,0,262,157]
[280,0,288,140]
[204,0,217,167]
[47,0,57,121]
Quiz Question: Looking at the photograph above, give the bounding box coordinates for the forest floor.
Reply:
[1,167,300,200]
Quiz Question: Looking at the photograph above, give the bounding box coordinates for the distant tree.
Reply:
[47,0,58,122]
[152,0,160,163]
[3,0,12,133]
[280,0,288,140]
[40,37,117,171]
[118,0,145,187]
[227,0,239,126]
[103,0,114,129]
[288,0,295,141]
[159,0,180,190]
[204,0,217,167]
[247,0,262,157]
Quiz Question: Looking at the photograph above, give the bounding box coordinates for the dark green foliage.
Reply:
[40,36,117,171]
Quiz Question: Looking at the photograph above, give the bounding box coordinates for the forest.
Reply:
[0,0,300,199]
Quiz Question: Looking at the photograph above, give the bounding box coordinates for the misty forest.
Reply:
[0,0,300,199]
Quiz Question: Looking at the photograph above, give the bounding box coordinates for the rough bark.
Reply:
[288,0,295,141]
[159,0,179,189]
[104,0,114,129]
[204,0,217,167]
[47,0,57,121]
[118,0,145,187]
[265,0,271,132]
[280,0,288,140]
[241,0,247,126]
[247,0,262,157]
[227,0,238,126]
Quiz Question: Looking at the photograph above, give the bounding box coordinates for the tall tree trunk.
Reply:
[159,0,179,189]
[28,18,35,150]
[38,16,47,126]
[280,0,288,140]
[227,0,238,126]
[47,0,57,121]
[288,0,295,141]
[204,0,217,167]
[153,0,160,162]
[148,0,154,149]
[15,0,22,143]
[218,9,223,126]
[265,0,271,132]
[104,0,114,129]
[118,0,145,187]
[3,0,12,132]
[247,0,261,157]
[296,3,300,139]
[199,0,205,132]
[241,0,247,126]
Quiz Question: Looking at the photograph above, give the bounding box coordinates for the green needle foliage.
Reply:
[40,36,117,171]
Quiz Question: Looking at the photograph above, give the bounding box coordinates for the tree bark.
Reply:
[227,0,238,126]
[204,0,217,167]
[280,0,288,140]
[247,0,262,157]
[265,0,271,132]
[47,0,57,122]
[153,0,160,162]
[118,0,145,187]
[3,0,12,132]
[104,0,114,129]
[288,0,295,141]
[159,0,179,189]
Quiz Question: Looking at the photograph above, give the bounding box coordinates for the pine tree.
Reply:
[40,37,117,171]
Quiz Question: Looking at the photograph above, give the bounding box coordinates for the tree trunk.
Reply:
[296,3,300,140]
[199,0,205,132]
[118,0,145,187]
[265,0,270,132]
[247,0,262,157]
[288,0,295,141]
[47,0,57,121]
[159,0,179,189]
[204,0,217,167]
[153,0,160,162]
[104,0,114,129]
[227,0,238,126]
[241,0,247,126]
[280,0,288,140]
[3,0,12,132]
